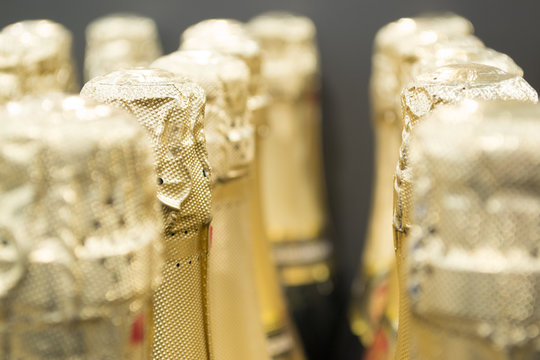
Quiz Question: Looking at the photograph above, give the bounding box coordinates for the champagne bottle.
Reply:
[84,14,162,81]
[153,48,305,360]
[247,13,335,359]
[351,14,475,358]
[395,64,537,359]
[0,94,161,359]
[0,20,78,101]
[407,101,540,359]
[81,69,213,360]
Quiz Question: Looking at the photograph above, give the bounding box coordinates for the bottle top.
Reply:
[180,19,262,97]
[411,41,523,79]
[0,94,161,321]
[81,69,212,228]
[85,13,162,80]
[152,50,254,182]
[371,13,475,126]
[0,19,78,98]
[401,64,538,130]
[395,64,537,231]
[248,12,319,100]
[374,13,474,55]
[407,100,540,352]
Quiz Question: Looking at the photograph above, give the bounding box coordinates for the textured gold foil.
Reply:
[395,65,538,359]
[0,20,78,102]
[407,101,540,359]
[0,94,161,359]
[248,12,318,101]
[81,69,213,360]
[180,19,262,100]
[151,51,254,182]
[179,21,305,359]
[84,14,162,81]
[371,14,474,128]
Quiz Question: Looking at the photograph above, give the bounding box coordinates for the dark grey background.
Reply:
[3,0,540,358]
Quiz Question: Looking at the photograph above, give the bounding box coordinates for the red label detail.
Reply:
[130,313,145,344]
[308,91,321,105]
[363,328,389,360]
[368,280,389,326]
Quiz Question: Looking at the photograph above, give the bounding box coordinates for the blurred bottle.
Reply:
[0,19,78,102]
[81,69,213,360]
[0,94,162,359]
[407,101,540,359]
[84,13,162,81]
[351,14,475,358]
[246,13,335,359]
[395,64,537,359]
[152,48,305,360]
[180,18,297,360]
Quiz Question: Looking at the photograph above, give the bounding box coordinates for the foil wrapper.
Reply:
[0,94,161,359]
[407,101,540,359]
[248,12,318,100]
[151,50,254,181]
[0,20,78,102]
[410,41,523,80]
[179,19,268,154]
[180,19,262,101]
[371,13,474,128]
[81,69,213,360]
[84,13,162,81]
[394,65,538,359]
[247,11,330,277]
[351,15,478,353]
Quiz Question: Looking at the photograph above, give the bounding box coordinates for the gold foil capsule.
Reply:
[84,13,162,81]
[248,12,318,100]
[152,49,304,360]
[0,94,161,359]
[152,50,254,181]
[395,64,538,359]
[410,41,523,79]
[180,19,262,98]
[371,14,474,128]
[0,20,78,100]
[81,69,213,360]
[407,100,540,359]
[351,14,476,355]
